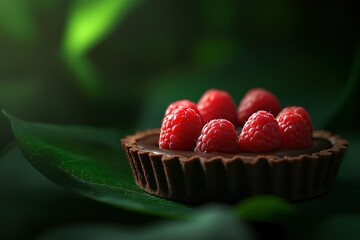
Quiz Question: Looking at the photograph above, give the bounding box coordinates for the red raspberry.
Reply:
[277,106,313,133]
[237,88,281,125]
[164,100,199,117]
[195,119,239,153]
[159,107,203,150]
[197,89,238,126]
[239,110,281,152]
[277,111,312,149]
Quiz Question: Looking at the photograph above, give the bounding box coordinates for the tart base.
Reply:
[121,129,348,203]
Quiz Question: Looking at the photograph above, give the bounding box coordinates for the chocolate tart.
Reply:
[121,129,348,203]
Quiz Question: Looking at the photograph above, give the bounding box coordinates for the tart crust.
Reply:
[121,129,348,203]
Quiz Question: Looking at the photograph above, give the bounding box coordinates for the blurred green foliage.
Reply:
[63,0,142,58]
[0,0,37,44]
[62,0,144,98]
[0,0,357,147]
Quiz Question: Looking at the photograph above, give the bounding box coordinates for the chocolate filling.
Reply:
[137,132,333,158]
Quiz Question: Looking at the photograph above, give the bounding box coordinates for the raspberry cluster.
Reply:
[159,88,313,153]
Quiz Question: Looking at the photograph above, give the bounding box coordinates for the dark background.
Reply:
[0,0,359,239]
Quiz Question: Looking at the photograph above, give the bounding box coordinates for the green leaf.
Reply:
[3,110,193,219]
[234,195,300,225]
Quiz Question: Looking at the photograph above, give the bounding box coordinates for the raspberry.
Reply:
[197,89,238,126]
[277,106,313,133]
[237,88,281,125]
[195,119,239,153]
[159,107,203,150]
[277,111,312,149]
[239,110,281,152]
[164,100,199,117]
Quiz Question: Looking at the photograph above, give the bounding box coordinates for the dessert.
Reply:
[195,119,239,154]
[238,88,281,125]
[121,88,348,203]
[238,110,281,152]
[198,89,238,126]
